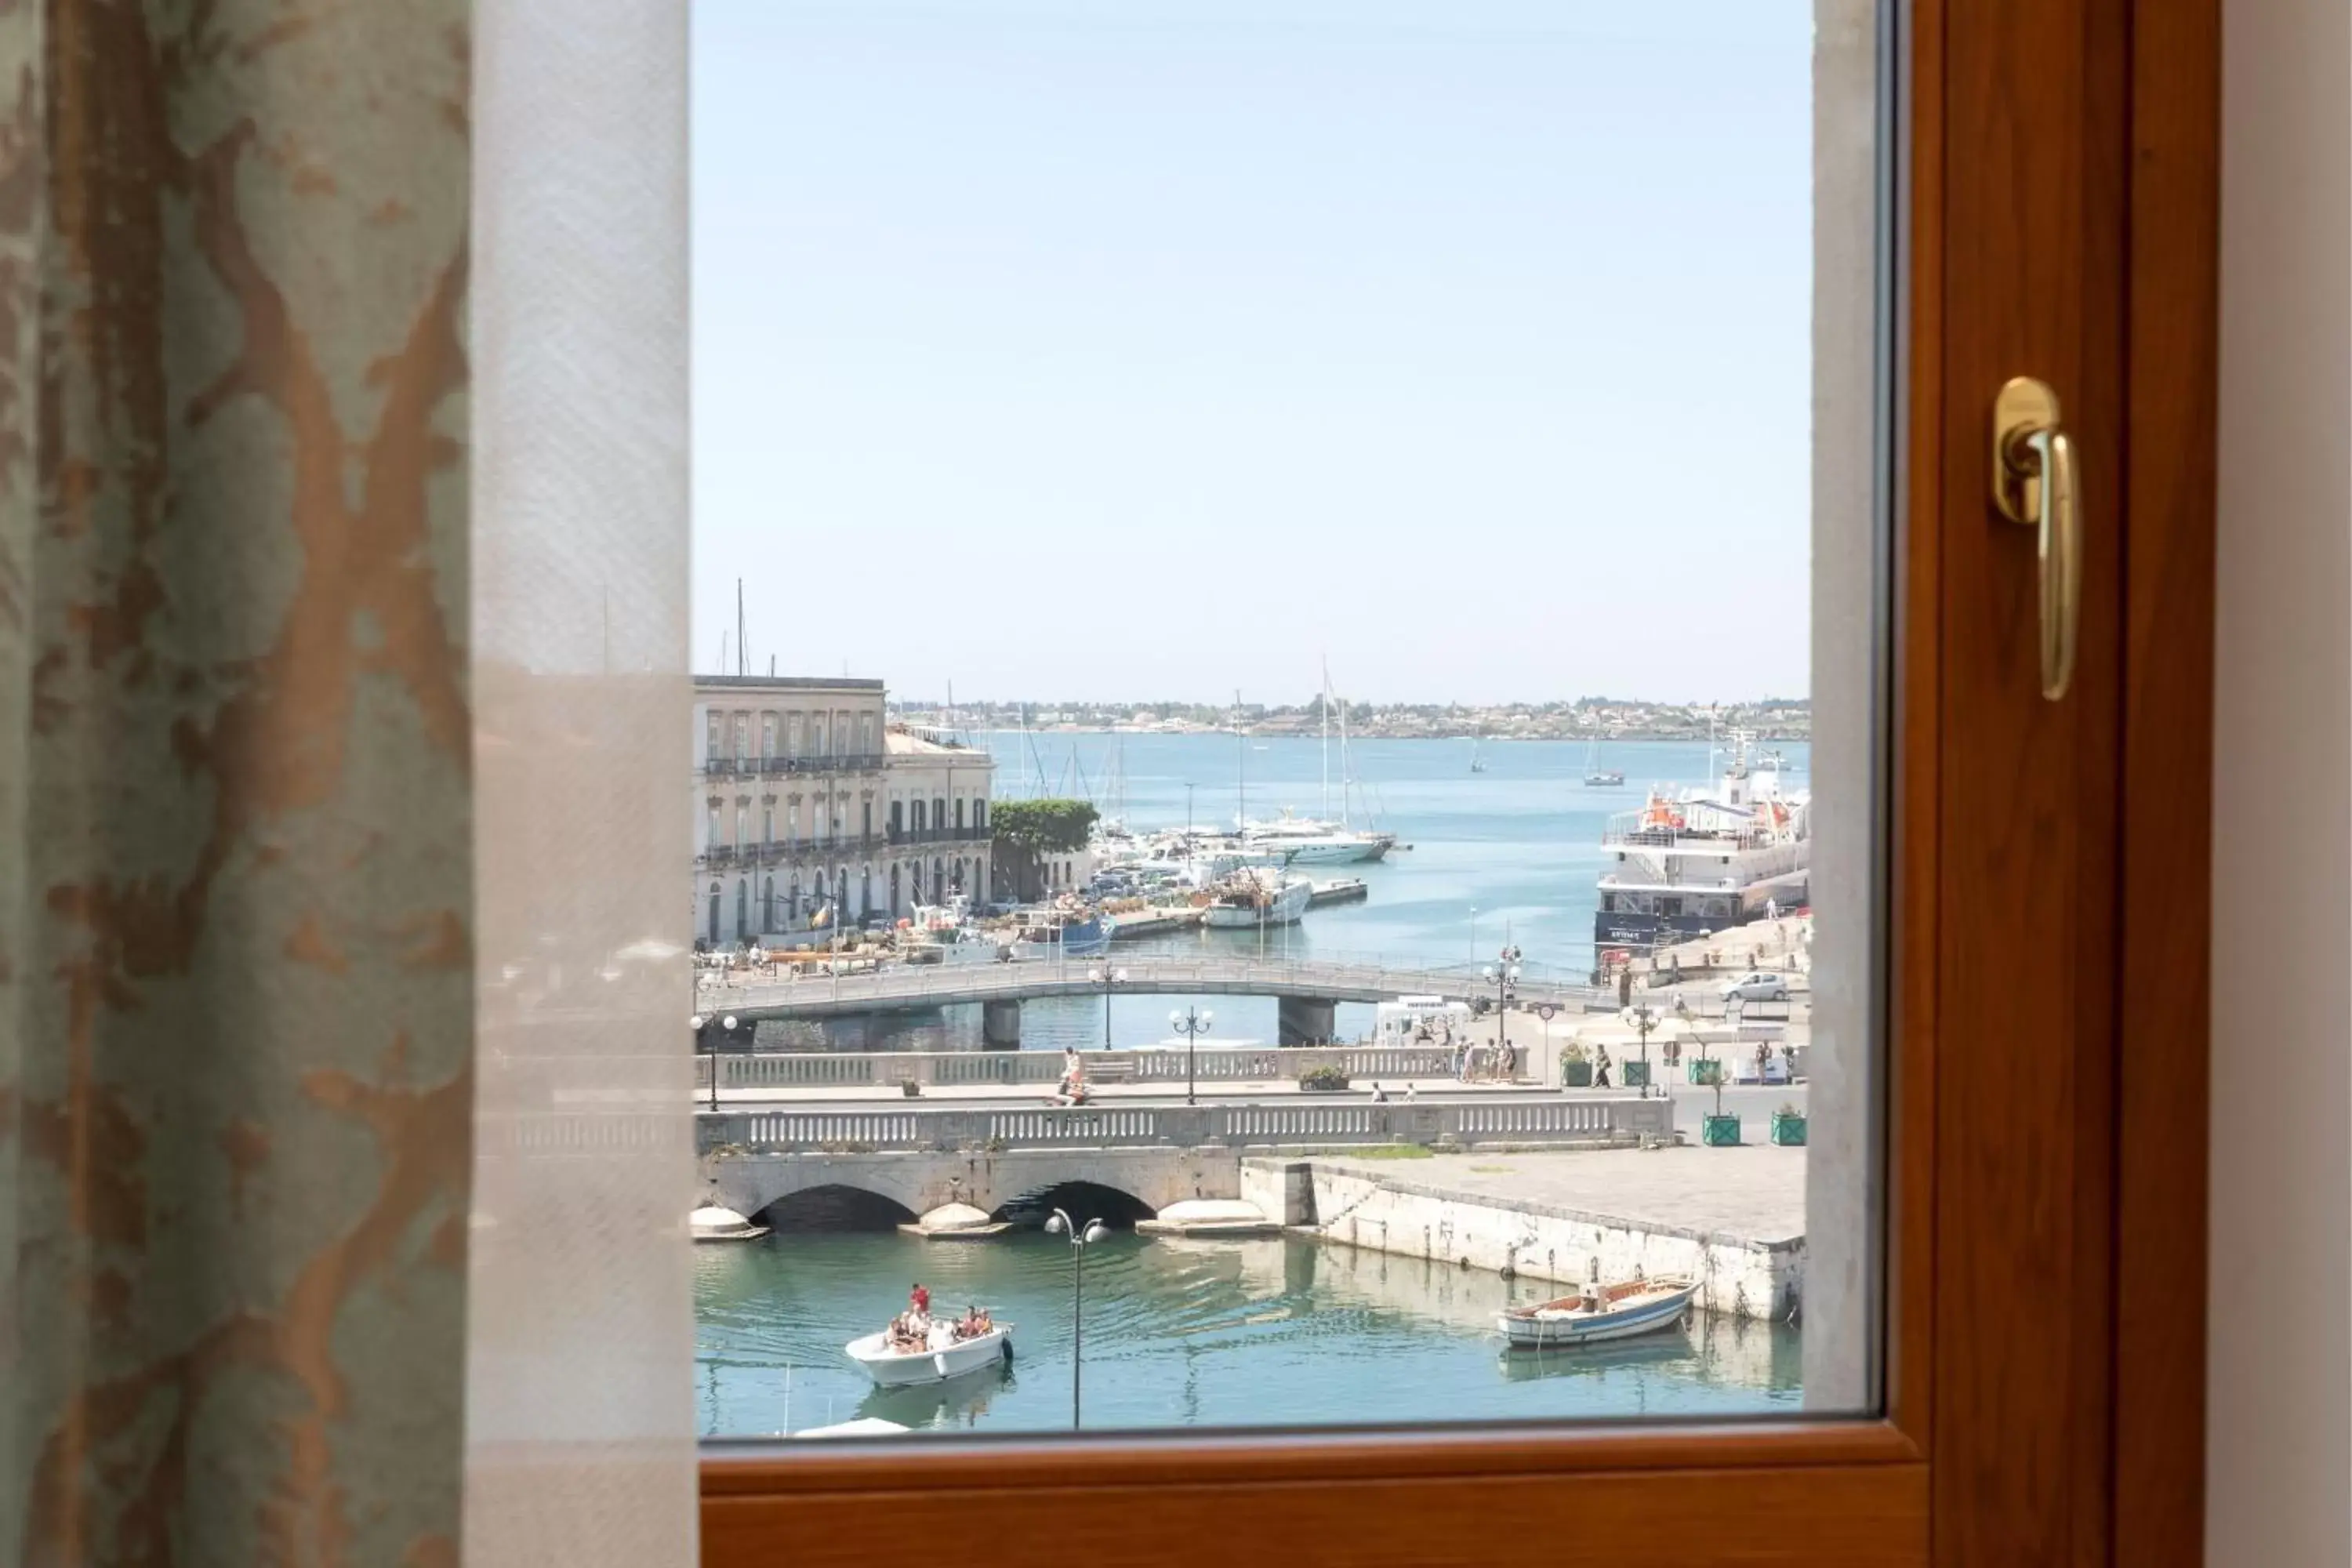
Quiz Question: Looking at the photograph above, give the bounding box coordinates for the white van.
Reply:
[1374,995,1472,1043]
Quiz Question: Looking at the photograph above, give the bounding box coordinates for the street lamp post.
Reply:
[1468,906,1479,966]
[1045,1208,1110,1430]
[1481,944,1523,1080]
[692,1013,738,1112]
[1624,1003,1663,1098]
[1168,1006,1213,1106]
[1087,966,1130,1050]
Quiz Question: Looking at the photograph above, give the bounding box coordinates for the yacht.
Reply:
[1581,737,1624,787]
[1240,808,1395,865]
[1592,732,1809,952]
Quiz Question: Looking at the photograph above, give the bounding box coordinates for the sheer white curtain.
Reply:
[466,0,699,1561]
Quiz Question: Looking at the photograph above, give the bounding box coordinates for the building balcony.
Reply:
[701,752,889,780]
[886,826,996,847]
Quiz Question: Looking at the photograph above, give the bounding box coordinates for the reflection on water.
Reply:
[696,1229,1801,1437]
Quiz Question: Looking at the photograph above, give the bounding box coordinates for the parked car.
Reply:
[1723,971,1791,1004]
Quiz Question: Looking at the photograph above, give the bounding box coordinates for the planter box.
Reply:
[1769,1111,1808,1146]
[1298,1079,1352,1094]
[1621,1060,1651,1089]
[1688,1058,1725,1087]
[1701,1113,1742,1147]
[1561,1060,1594,1088]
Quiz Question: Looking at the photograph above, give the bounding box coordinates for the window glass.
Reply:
[691,0,1882,1437]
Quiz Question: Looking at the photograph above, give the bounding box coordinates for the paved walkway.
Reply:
[1309,1145,1807,1243]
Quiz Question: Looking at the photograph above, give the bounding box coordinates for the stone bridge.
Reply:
[700,952,1603,1046]
[707,1145,1231,1227]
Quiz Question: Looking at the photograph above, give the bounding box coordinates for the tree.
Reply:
[989,799,1098,855]
[988,799,1098,902]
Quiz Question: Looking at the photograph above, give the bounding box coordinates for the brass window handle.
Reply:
[1992,376,2081,700]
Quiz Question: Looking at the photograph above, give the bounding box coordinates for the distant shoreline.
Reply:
[942,727,1812,745]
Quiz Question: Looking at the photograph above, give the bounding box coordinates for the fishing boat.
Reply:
[846,1315,1014,1388]
[1497,1276,1700,1348]
[1201,869,1312,928]
[1011,907,1109,957]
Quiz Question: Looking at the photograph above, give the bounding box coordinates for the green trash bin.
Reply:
[1621,1060,1651,1089]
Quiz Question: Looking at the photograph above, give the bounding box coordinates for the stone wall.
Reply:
[1249,1158,1803,1322]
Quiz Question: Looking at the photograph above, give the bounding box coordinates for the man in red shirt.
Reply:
[910,1282,931,1316]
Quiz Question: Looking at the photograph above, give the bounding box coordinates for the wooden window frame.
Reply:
[698,2,2216,1562]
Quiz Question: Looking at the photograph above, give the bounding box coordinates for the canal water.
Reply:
[697,1229,1803,1437]
[797,731,1810,1054]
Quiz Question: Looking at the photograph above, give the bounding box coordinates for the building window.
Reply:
[862,801,872,840]
[933,797,946,831]
[704,709,720,761]
[954,797,964,830]
[760,712,777,757]
[787,712,804,756]
[861,713,877,754]
[911,800,925,833]
[975,799,987,833]
[731,711,748,760]
[811,715,827,757]
[762,805,773,844]
[733,805,746,847]
[889,800,902,839]
[705,800,719,848]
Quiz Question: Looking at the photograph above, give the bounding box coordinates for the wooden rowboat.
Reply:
[1497,1276,1699,1349]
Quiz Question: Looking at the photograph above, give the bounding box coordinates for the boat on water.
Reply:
[1468,737,1489,774]
[1581,738,1624,787]
[1593,730,1810,953]
[846,1314,1014,1388]
[1240,808,1395,865]
[1011,907,1109,957]
[1497,1276,1699,1348]
[1201,869,1312,928]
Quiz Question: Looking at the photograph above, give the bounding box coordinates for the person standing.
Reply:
[910,1281,931,1317]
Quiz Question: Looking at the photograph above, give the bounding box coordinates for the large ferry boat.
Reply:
[1592,734,1809,952]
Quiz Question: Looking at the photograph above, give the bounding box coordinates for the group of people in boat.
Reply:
[884,1282,993,1353]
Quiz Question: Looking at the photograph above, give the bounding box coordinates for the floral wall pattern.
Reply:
[0,2,473,1562]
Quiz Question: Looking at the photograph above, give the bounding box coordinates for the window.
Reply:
[889,800,903,839]
[666,1,2216,1560]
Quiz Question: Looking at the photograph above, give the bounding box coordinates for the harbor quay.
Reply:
[1241,1149,1805,1322]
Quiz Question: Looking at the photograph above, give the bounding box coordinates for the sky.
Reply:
[692,0,1820,706]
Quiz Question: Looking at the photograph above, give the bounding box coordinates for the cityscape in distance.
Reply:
[884,695,1812,744]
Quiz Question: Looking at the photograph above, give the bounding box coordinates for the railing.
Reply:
[694,1044,1462,1093]
[696,1095,1671,1154]
[702,753,890,779]
[705,950,1606,1015]
[888,826,993,846]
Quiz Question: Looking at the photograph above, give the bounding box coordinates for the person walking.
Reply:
[1594,1044,1613,1089]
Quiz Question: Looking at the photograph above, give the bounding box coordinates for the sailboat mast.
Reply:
[1234,688,1246,829]
[1319,659,1330,820]
[1338,691,1352,826]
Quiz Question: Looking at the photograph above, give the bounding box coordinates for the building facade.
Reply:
[691,676,994,947]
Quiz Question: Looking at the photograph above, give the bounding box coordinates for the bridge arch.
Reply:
[753,1183,918,1232]
[991,1178,1158,1229]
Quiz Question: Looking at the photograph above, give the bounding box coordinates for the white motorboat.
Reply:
[1201,870,1312,928]
[846,1319,1014,1387]
[1240,811,1395,865]
[1497,1276,1699,1348]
